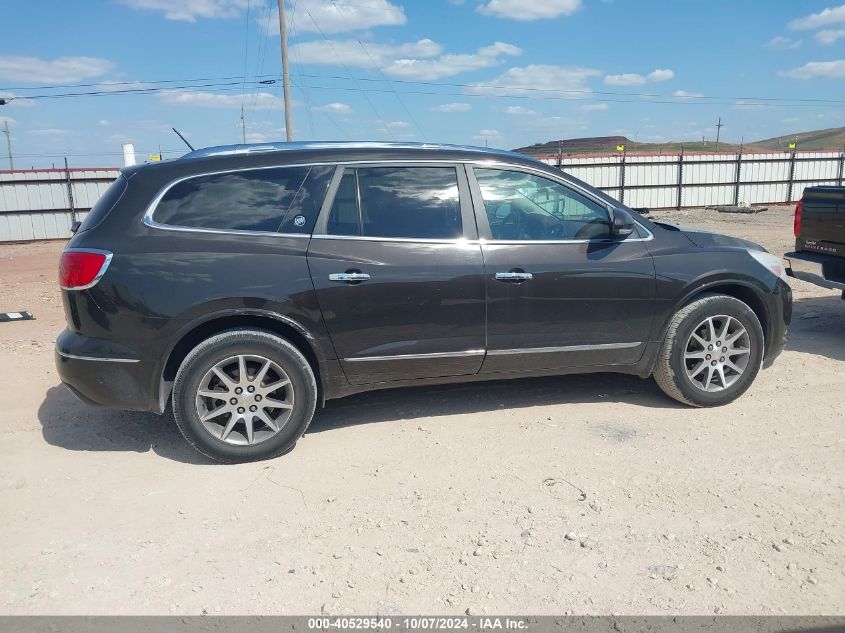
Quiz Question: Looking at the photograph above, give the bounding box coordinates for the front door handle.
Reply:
[495,271,533,282]
[329,272,371,283]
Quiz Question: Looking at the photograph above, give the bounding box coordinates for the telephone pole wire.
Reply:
[278,0,293,141]
[2,119,13,170]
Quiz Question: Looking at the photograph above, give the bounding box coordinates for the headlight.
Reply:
[747,249,789,282]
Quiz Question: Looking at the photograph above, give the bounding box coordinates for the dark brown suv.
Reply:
[56,142,791,462]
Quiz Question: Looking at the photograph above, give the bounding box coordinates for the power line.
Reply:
[355,38,429,141]
[302,8,396,138]
[5,73,845,105]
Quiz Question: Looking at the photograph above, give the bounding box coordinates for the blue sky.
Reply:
[1,0,844,168]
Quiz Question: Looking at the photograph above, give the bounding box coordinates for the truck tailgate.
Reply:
[797,186,845,257]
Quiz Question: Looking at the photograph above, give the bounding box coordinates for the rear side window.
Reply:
[153,165,332,234]
[78,175,127,234]
[326,167,462,239]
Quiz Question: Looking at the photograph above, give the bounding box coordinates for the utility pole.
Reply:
[277,0,293,141]
[2,119,13,170]
[240,104,246,144]
[715,117,724,152]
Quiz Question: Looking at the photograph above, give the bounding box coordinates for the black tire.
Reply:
[653,293,764,407]
[172,329,317,463]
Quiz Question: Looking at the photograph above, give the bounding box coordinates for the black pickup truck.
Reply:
[785,186,845,296]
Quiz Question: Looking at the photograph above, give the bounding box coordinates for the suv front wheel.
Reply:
[172,329,317,463]
[653,293,765,407]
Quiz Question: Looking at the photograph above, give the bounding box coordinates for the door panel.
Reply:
[480,240,655,373]
[307,163,486,385]
[467,165,656,374]
[307,238,486,384]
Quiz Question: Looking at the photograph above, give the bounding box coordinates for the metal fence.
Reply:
[540,149,845,210]
[1,149,844,242]
[0,167,119,242]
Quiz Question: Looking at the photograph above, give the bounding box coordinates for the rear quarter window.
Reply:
[152,165,332,234]
[77,175,128,234]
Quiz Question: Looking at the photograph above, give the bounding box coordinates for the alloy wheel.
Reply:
[194,354,294,446]
[683,315,751,392]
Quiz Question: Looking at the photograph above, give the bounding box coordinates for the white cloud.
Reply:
[293,39,521,80]
[647,69,674,82]
[432,102,472,112]
[0,56,114,84]
[581,103,609,111]
[789,4,845,30]
[767,35,802,49]
[157,90,284,109]
[97,119,110,126]
[121,0,250,22]
[604,68,674,86]
[473,129,503,141]
[816,28,845,44]
[291,39,442,68]
[604,73,646,86]
[383,42,522,80]
[31,128,71,137]
[385,120,410,129]
[673,90,704,98]
[477,0,581,21]
[504,105,536,115]
[469,65,600,99]
[312,102,352,113]
[780,60,845,79]
[733,100,767,110]
[264,0,405,35]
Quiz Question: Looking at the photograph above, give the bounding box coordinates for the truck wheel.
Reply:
[653,293,764,407]
[172,329,317,463]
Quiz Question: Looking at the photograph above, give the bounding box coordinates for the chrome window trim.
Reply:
[311,234,479,245]
[56,349,140,363]
[488,342,642,356]
[343,349,485,363]
[142,158,654,243]
[59,248,114,291]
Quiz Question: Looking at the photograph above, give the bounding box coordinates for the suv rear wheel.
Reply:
[653,293,764,407]
[172,329,317,463]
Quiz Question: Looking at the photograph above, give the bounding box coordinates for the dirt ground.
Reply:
[0,205,842,616]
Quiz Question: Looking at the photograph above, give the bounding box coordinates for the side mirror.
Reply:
[612,208,635,238]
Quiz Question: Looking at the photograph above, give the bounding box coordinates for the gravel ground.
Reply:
[0,205,842,615]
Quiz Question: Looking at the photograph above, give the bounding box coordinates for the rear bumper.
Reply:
[784,251,845,292]
[55,329,159,412]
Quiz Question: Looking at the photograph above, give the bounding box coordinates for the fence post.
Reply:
[733,150,742,206]
[785,150,797,202]
[676,151,684,210]
[838,145,844,187]
[619,150,626,205]
[64,156,76,225]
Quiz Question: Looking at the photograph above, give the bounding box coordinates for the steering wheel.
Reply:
[496,205,524,239]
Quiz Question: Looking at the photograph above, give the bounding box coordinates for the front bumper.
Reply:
[784,251,845,292]
[762,278,791,367]
[55,329,158,412]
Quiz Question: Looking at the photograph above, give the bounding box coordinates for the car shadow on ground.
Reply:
[38,371,680,461]
[786,293,845,362]
[37,385,212,465]
[309,372,681,433]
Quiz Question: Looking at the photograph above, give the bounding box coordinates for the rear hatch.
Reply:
[796,186,845,258]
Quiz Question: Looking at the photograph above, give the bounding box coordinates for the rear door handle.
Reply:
[329,272,371,283]
[495,271,533,282]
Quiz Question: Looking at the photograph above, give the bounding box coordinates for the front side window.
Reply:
[153,165,332,234]
[473,168,612,241]
[326,167,462,239]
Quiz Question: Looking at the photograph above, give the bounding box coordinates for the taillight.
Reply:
[59,249,112,290]
[793,200,803,238]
